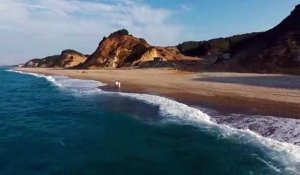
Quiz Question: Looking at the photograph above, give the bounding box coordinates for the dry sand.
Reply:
[17,68,300,118]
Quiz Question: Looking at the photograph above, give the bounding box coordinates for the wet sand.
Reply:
[17,67,300,118]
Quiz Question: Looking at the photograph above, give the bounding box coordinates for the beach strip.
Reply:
[16,67,300,118]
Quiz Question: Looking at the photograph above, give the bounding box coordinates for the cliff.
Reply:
[77,29,201,69]
[23,49,86,68]
[23,58,43,67]
[177,33,259,57]
[22,5,300,74]
[60,49,87,68]
[79,29,151,68]
[211,5,300,74]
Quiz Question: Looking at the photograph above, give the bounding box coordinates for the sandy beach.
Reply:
[17,67,300,118]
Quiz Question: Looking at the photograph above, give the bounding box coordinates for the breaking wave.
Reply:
[6,69,104,95]
[8,69,300,174]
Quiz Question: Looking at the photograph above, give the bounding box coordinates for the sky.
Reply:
[0,0,299,65]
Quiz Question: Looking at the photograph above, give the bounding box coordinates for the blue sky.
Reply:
[0,0,299,65]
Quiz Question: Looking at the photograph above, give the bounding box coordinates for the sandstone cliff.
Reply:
[22,4,300,74]
[79,29,151,68]
[78,29,201,69]
[23,49,86,68]
[60,49,87,68]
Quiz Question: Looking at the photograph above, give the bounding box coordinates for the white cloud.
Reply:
[0,0,184,65]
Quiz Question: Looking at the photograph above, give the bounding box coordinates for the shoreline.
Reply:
[16,67,300,119]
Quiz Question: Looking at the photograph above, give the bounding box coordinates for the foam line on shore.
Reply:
[7,69,62,87]
[209,111,300,146]
[8,69,300,173]
[7,69,104,94]
[114,92,300,173]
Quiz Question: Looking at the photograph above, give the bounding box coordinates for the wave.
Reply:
[6,69,61,87]
[115,92,300,173]
[6,69,104,94]
[8,69,300,173]
[210,112,300,145]
[48,75,104,95]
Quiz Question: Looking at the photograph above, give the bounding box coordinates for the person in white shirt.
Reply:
[118,81,121,89]
[115,80,121,89]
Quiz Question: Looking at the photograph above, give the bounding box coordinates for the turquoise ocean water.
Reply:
[0,67,300,175]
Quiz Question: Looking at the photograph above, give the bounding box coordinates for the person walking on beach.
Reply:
[115,80,121,89]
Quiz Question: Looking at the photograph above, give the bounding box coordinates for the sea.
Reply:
[1,67,300,175]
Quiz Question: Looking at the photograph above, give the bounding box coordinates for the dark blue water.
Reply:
[0,67,299,175]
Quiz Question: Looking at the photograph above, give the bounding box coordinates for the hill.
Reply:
[23,49,86,68]
[210,4,300,74]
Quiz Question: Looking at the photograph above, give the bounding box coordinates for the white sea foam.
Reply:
[114,92,300,172]
[6,69,104,94]
[9,69,300,173]
[211,112,300,145]
[6,69,62,87]
[49,75,104,95]
[115,93,212,123]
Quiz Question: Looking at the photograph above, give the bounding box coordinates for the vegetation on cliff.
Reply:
[210,4,300,74]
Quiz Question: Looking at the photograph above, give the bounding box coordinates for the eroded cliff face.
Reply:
[77,29,201,69]
[23,59,42,67]
[22,4,300,74]
[79,29,151,69]
[23,29,199,70]
[177,33,259,57]
[60,50,87,68]
[137,47,160,62]
[23,50,86,68]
